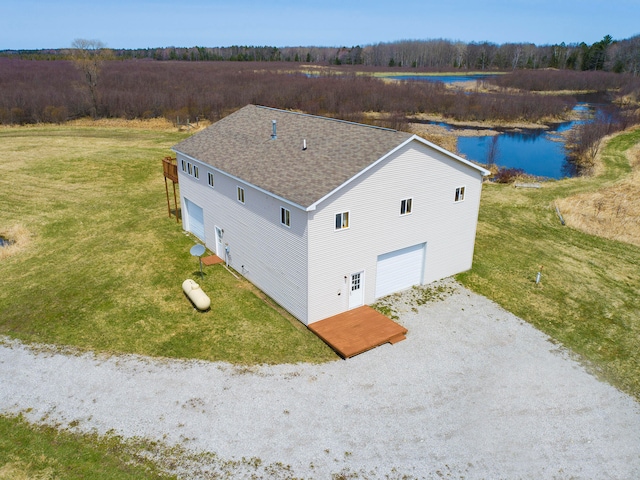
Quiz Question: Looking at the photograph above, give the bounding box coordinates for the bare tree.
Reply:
[486,134,501,167]
[69,38,112,118]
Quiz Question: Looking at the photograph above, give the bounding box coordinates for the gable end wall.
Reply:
[306,141,484,323]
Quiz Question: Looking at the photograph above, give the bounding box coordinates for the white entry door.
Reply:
[349,271,364,309]
[215,226,224,259]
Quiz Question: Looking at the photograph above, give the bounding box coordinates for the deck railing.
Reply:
[163,156,179,182]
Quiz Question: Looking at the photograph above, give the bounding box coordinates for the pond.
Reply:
[397,75,607,178]
[382,74,499,84]
[457,125,578,179]
[455,103,598,179]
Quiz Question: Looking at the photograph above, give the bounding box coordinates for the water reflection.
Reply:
[456,104,593,179]
[385,75,607,178]
[458,132,577,179]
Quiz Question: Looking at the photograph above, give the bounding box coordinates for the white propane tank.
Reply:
[182,279,211,311]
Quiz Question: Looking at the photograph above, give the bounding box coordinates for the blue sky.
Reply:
[3,0,639,50]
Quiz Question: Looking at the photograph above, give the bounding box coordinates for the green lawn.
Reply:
[458,128,640,400]
[0,415,175,480]
[0,126,335,364]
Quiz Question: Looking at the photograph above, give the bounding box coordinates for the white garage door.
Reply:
[185,198,205,241]
[375,243,425,298]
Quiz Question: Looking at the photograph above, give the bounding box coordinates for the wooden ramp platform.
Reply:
[201,254,224,266]
[309,306,407,359]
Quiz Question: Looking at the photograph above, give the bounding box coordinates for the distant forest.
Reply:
[2,59,639,128]
[2,34,640,74]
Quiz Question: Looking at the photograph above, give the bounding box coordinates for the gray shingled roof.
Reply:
[172,105,413,208]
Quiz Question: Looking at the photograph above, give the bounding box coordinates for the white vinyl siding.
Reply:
[306,140,484,323]
[176,154,308,322]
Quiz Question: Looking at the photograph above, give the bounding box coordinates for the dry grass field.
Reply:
[556,131,640,247]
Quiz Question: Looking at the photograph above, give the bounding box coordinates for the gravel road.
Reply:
[1,280,639,479]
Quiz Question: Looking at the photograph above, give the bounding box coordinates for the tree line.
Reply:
[2,34,640,74]
[0,59,588,126]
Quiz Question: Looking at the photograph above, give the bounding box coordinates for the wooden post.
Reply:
[555,203,566,225]
[173,181,179,223]
[164,177,171,218]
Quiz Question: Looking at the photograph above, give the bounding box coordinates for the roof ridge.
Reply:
[254,104,401,133]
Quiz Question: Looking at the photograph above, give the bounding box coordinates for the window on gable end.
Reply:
[335,211,349,230]
[181,159,187,172]
[455,186,466,203]
[207,172,214,188]
[237,186,245,204]
[400,198,413,215]
[280,207,290,227]
[193,165,199,179]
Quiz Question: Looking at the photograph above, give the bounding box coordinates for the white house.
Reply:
[172,104,489,325]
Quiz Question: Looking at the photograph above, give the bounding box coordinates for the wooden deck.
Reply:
[201,254,224,266]
[309,306,407,359]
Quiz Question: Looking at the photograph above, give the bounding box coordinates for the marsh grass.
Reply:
[458,127,640,399]
[0,126,335,364]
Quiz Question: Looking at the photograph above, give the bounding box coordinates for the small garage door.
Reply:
[375,243,425,298]
[184,198,205,241]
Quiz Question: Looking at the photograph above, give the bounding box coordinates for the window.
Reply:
[335,211,349,230]
[181,159,200,180]
[455,186,466,202]
[400,198,413,215]
[351,272,361,291]
[237,186,245,204]
[207,172,214,188]
[280,207,290,227]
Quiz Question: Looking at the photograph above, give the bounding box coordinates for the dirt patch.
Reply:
[0,224,31,261]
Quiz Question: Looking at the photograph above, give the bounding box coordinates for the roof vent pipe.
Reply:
[303,139,307,150]
[271,120,277,140]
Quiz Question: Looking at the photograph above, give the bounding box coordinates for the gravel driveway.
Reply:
[1,280,639,479]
